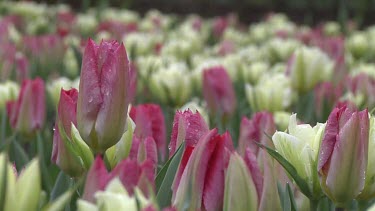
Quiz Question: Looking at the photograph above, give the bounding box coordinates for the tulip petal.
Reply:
[95,43,129,151]
[77,39,102,148]
[83,156,109,202]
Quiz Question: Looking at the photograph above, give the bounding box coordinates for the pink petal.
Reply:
[83,156,109,202]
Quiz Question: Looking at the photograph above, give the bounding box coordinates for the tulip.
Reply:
[129,136,158,167]
[314,82,343,120]
[172,129,234,211]
[202,66,236,117]
[287,46,333,93]
[358,115,375,201]
[52,88,90,177]
[148,62,192,106]
[223,152,258,211]
[238,112,276,156]
[345,73,375,109]
[78,178,154,211]
[346,32,369,59]
[77,39,130,153]
[272,114,325,199]
[47,77,74,106]
[4,158,41,211]
[265,38,300,64]
[168,109,209,157]
[83,156,154,203]
[180,99,209,125]
[317,105,369,206]
[245,73,294,113]
[7,78,45,135]
[130,104,166,160]
[0,81,19,110]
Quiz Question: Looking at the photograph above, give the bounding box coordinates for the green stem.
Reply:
[310,199,319,211]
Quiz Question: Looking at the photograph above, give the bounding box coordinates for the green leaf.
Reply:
[50,171,71,201]
[43,190,73,211]
[156,142,185,208]
[257,143,312,198]
[286,184,297,211]
[9,140,29,171]
[37,132,53,193]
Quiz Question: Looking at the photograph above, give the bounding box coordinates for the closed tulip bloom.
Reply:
[238,112,276,156]
[358,115,375,201]
[83,156,154,203]
[224,152,258,211]
[168,109,209,157]
[202,66,236,117]
[287,46,333,93]
[7,78,45,135]
[318,105,369,206]
[52,88,85,177]
[130,104,166,160]
[77,39,130,152]
[173,129,234,211]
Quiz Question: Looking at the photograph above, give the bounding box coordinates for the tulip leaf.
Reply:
[50,171,71,201]
[156,142,185,208]
[9,140,29,171]
[43,190,73,211]
[257,143,312,198]
[37,132,53,193]
[0,154,8,211]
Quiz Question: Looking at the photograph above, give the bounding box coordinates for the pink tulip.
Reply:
[51,88,84,177]
[168,109,209,157]
[83,156,154,202]
[129,136,158,168]
[317,105,369,206]
[77,39,130,152]
[130,104,166,159]
[202,66,236,117]
[238,112,276,156]
[172,129,234,211]
[7,78,45,135]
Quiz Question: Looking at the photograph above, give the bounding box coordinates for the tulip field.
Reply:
[2,1,375,211]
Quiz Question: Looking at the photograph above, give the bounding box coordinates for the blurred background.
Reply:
[26,0,371,28]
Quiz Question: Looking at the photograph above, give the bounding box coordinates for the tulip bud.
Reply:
[273,111,291,131]
[77,39,130,153]
[83,156,154,203]
[317,105,369,206]
[180,99,209,125]
[47,77,73,106]
[242,62,269,85]
[173,129,234,211]
[63,46,79,77]
[7,78,45,135]
[358,115,375,200]
[238,112,276,156]
[224,152,258,211]
[4,158,41,211]
[130,104,166,160]
[0,81,19,110]
[272,114,325,199]
[169,109,209,157]
[52,88,91,177]
[202,66,236,117]
[129,136,158,167]
[245,73,294,113]
[346,32,368,59]
[148,62,192,107]
[78,178,155,211]
[287,46,333,93]
[265,38,300,64]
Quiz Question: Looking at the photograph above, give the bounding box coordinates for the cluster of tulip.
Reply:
[2,1,375,211]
